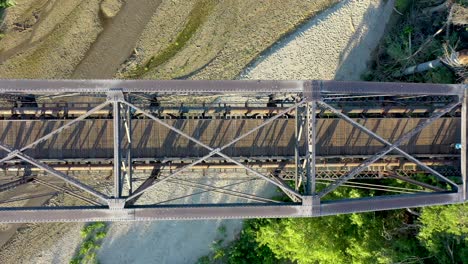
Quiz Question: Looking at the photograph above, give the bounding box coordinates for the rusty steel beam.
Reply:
[0,160,458,173]
[0,106,460,117]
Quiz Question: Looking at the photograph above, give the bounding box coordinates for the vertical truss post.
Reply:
[113,101,122,198]
[306,101,317,195]
[462,89,467,201]
[107,90,125,202]
[304,81,320,196]
[126,96,133,195]
[302,81,321,215]
[294,104,300,190]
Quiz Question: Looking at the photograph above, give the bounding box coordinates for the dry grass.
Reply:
[0,0,103,78]
[126,0,217,78]
[0,0,336,80]
[124,0,338,80]
[452,3,468,25]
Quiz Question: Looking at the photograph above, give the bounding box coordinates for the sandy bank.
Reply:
[241,0,395,80]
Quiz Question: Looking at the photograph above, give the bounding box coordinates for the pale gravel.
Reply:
[98,173,277,264]
[241,0,395,81]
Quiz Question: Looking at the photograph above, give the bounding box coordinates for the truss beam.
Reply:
[0,80,466,222]
[306,101,317,195]
[0,143,108,204]
[0,80,464,95]
[122,100,304,201]
[462,89,467,201]
[318,101,458,187]
[318,100,461,198]
[0,102,110,164]
[0,191,462,223]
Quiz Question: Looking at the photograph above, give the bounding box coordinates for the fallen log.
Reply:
[395,49,467,77]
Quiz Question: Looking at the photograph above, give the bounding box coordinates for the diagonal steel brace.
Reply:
[0,143,108,204]
[318,100,461,198]
[123,100,304,201]
[318,101,458,188]
[0,101,111,164]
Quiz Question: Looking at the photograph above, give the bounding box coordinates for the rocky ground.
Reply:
[0,0,337,79]
[241,0,395,80]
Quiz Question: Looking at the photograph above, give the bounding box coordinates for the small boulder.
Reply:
[100,0,123,19]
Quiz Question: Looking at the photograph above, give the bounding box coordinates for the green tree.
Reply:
[254,188,428,264]
[0,0,15,9]
[418,204,468,264]
[256,210,430,263]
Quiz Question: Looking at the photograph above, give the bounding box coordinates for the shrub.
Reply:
[96,231,107,240]
[0,0,15,9]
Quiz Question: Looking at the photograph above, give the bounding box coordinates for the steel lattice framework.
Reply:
[0,79,466,223]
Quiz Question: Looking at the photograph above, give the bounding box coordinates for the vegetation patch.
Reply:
[127,0,216,78]
[197,221,279,264]
[70,222,108,264]
[364,0,467,83]
[0,0,15,9]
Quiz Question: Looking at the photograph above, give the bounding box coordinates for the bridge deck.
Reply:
[0,117,460,159]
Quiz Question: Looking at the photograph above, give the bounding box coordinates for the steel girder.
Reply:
[0,79,464,95]
[0,79,466,223]
[0,192,461,223]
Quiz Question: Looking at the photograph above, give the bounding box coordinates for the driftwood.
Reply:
[422,0,452,14]
[395,49,468,77]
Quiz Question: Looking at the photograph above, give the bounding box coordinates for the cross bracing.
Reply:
[0,79,466,222]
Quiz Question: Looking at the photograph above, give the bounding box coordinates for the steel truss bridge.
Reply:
[0,79,466,223]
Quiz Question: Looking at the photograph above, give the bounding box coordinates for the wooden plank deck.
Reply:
[0,118,460,159]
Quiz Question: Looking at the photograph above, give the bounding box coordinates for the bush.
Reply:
[80,222,106,238]
[73,222,108,263]
[0,0,15,9]
[96,231,107,240]
[418,204,468,263]
[395,0,411,13]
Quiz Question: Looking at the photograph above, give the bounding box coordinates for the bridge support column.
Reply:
[302,195,320,216]
[304,81,320,196]
[107,199,126,210]
[462,89,467,201]
[108,89,125,199]
[306,102,317,195]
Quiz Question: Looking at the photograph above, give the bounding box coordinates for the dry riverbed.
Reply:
[0,0,395,263]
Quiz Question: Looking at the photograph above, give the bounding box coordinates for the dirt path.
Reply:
[71,0,162,79]
[241,0,395,80]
